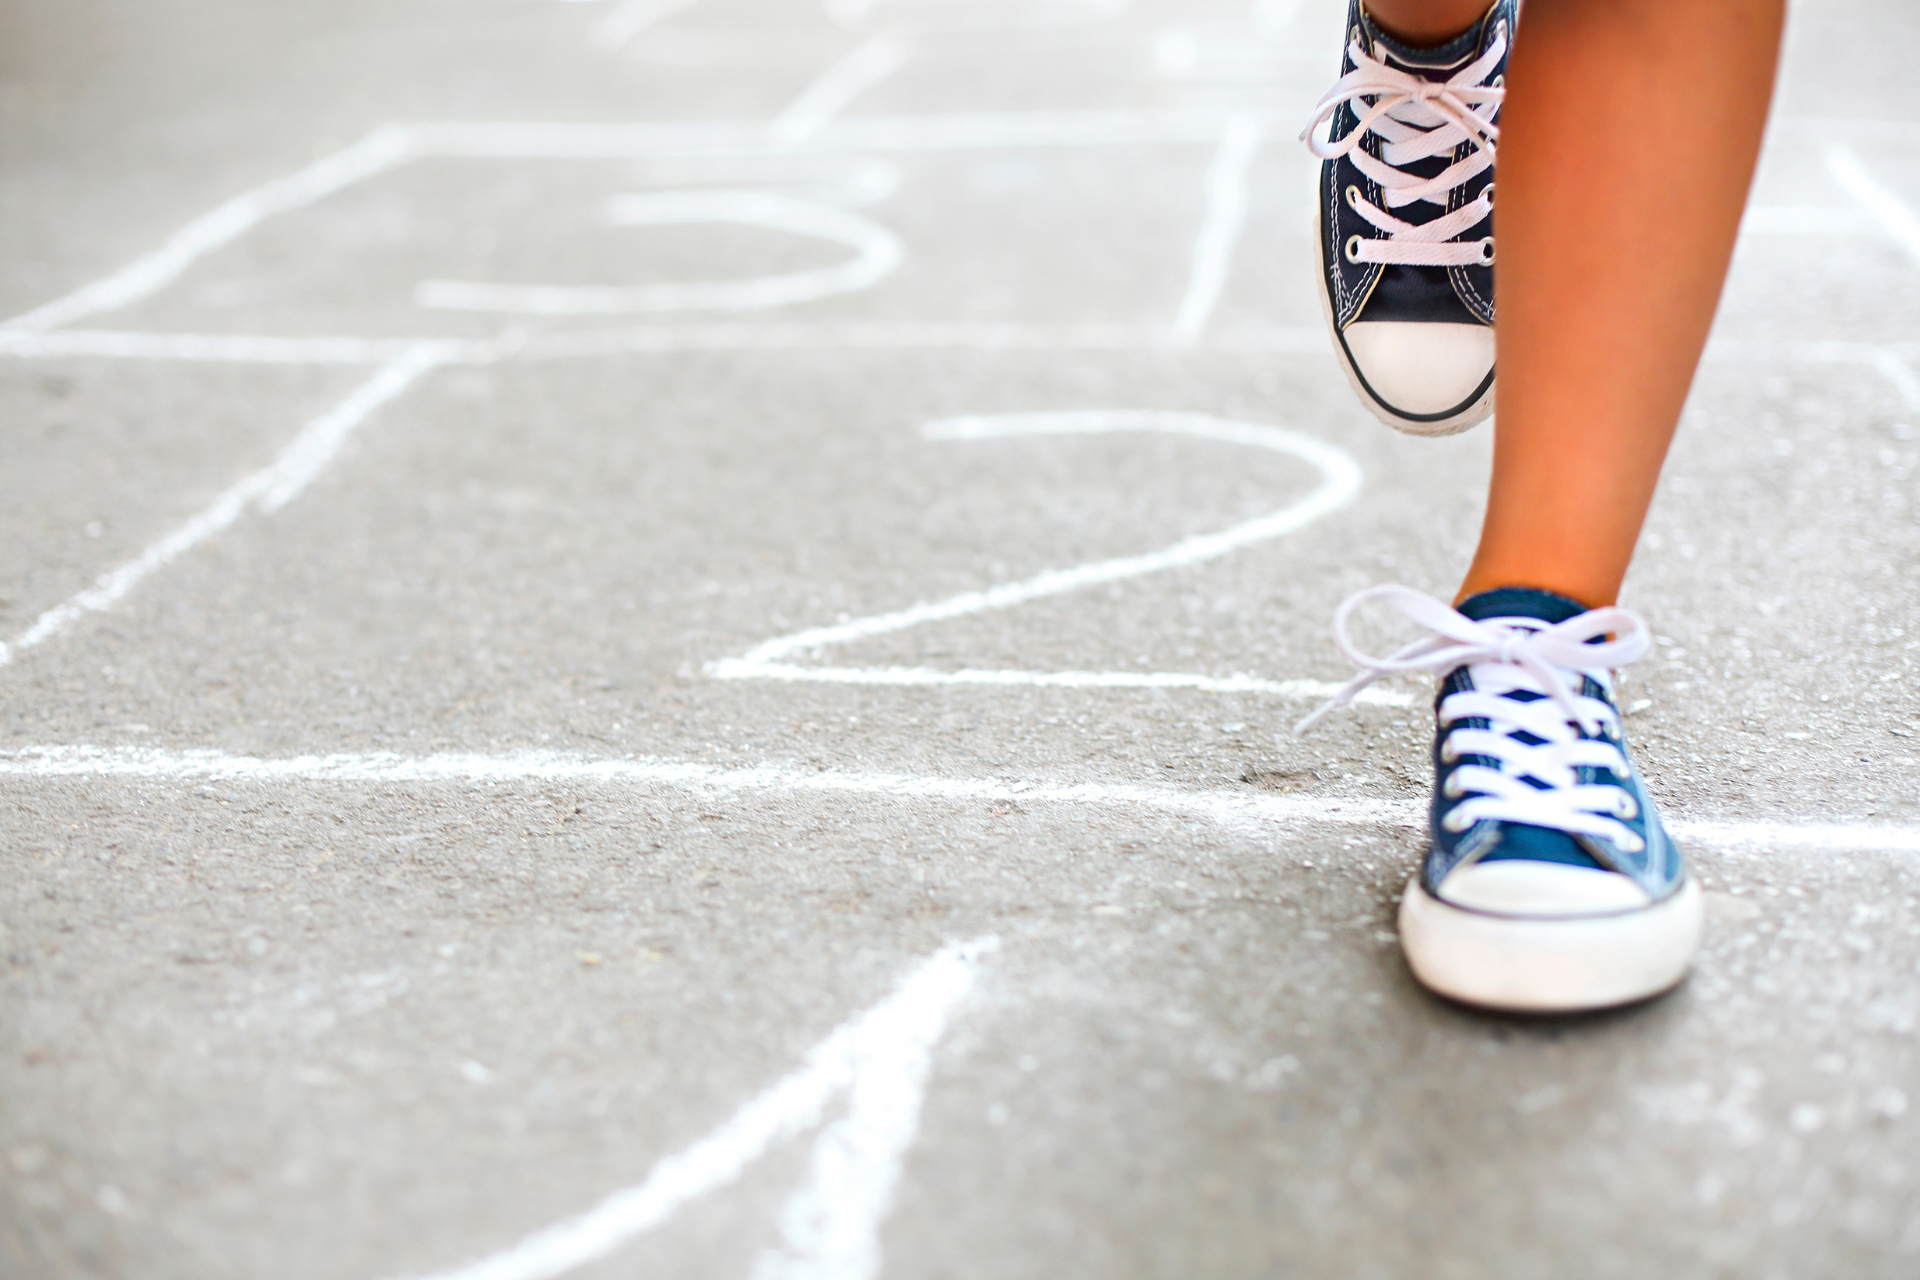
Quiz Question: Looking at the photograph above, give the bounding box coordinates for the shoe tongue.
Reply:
[1451,586,1611,697]
[1359,4,1493,72]
[1456,586,1589,626]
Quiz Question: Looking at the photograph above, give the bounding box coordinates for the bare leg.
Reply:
[1459,0,1785,606]
[1364,0,1492,45]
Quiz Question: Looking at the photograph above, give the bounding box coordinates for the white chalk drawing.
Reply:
[1174,113,1261,342]
[3,19,1920,1280]
[707,410,1395,704]
[415,189,904,315]
[1829,147,1920,270]
[0,127,417,336]
[591,0,706,52]
[825,0,1130,34]
[14,744,1920,853]
[0,344,451,670]
[388,938,998,1280]
[771,34,911,145]
[0,111,1242,342]
[0,103,1912,696]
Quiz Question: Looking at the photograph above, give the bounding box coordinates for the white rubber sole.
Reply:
[1311,199,1495,438]
[1397,875,1704,1013]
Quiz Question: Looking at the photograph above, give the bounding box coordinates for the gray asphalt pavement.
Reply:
[4,1,1920,1277]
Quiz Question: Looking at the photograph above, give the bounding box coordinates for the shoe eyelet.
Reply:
[1492,73,1505,89]
[1442,774,1465,799]
[1477,237,1495,265]
[1442,810,1472,833]
[1620,833,1646,854]
[1481,183,1494,210]
[1345,234,1365,263]
[1345,184,1362,209]
[1615,794,1639,819]
[1440,739,1460,763]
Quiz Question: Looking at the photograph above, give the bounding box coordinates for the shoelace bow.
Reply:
[1300,28,1505,268]
[1296,585,1654,851]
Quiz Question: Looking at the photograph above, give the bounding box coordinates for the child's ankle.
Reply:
[1360,0,1494,49]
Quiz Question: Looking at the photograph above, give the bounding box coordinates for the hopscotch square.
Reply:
[0,351,1414,752]
[6,113,1278,345]
[97,154,895,340]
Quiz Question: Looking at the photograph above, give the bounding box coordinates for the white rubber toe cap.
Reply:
[1398,874,1703,1013]
[1435,860,1653,918]
[1342,320,1495,418]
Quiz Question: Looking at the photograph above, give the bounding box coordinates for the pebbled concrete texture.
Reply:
[2,1,1919,1278]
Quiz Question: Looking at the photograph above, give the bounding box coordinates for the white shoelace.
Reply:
[1300,26,1506,268]
[1296,585,1654,852]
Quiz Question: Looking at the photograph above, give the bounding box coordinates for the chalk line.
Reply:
[519,322,1324,358]
[1828,147,1920,271]
[1870,348,1920,414]
[748,940,987,1280]
[1250,0,1306,36]
[827,0,1128,34]
[1696,337,1920,413]
[0,329,490,366]
[1173,114,1260,342]
[814,108,1234,154]
[0,344,445,669]
[0,322,1336,365]
[393,937,996,1280]
[702,662,1390,704]
[0,745,1423,833]
[0,128,415,336]
[415,191,902,315]
[18,328,1920,368]
[5,745,1918,854]
[411,109,1238,160]
[710,410,1375,700]
[771,35,910,146]
[592,0,703,51]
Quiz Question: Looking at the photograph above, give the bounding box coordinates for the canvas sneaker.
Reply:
[1298,585,1703,1012]
[1301,0,1509,435]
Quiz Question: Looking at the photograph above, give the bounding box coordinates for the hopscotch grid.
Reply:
[4,30,1918,1280]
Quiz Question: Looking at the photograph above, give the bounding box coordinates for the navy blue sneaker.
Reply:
[1301,0,1509,435]
[1299,585,1702,1012]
